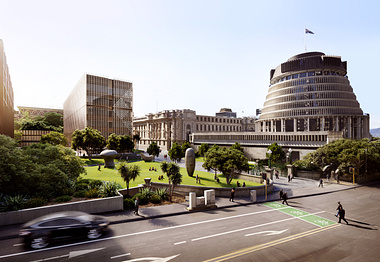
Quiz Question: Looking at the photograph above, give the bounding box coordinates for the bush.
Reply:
[76,183,89,191]
[150,194,161,204]
[73,190,86,198]
[0,195,27,211]
[133,193,149,205]
[24,197,48,209]
[89,180,103,190]
[55,195,72,203]
[101,181,122,197]
[85,188,100,198]
[155,188,169,201]
[123,198,135,209]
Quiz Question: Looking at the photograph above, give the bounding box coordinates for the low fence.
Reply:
[0,194,123,226]
[295,170,321,180]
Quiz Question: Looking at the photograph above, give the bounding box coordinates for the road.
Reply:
[0,183,379,262]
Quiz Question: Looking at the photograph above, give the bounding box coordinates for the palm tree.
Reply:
[117,161,140,196]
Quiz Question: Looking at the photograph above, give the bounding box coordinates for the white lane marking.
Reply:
[1,209,276,259]
[191,211,325,242]
[13,243,24,247]
[174,241,186,245]
[30,254,69,262]
[111,253,131,259]
[122,254,179,262]
[245,229,288,237]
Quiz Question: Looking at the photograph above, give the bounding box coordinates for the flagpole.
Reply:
[304,27,307,52]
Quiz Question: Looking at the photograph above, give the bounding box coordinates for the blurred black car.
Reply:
[19,211,109,249]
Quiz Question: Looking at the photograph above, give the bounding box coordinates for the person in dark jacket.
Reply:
[229,187,235,202]
[338,206,348,224]
[282,192,289,205]
[134,197,139,215]
[279,189,284,200]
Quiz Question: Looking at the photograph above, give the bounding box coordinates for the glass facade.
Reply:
[64,74,133,143]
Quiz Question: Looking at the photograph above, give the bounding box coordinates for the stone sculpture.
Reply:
[185,148,195,177]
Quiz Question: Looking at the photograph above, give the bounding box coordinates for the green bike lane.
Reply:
[263,202,337,227]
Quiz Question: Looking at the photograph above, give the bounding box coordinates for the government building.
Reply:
[64,74,133,143]
[0,39,14,138]
[133,108,256,151]
[190,52,370,161]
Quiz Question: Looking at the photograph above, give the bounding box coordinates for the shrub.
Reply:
[101,181,122,197]
[76,183,89,191]
[55,195,72,203]
[139,187,153,199]
[0,195,27,211]
[155,188,169,201]
[24,197,48,209]
[123,198,135,209]
[89,180,103,190]
[133,193,149,205]
[150,194,161,204]
[73,190,86,198]
[85,188,100,198]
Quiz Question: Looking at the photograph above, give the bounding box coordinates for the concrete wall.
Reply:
[296,170,321,180]
[0,194,123,226]
[148,181,273,197]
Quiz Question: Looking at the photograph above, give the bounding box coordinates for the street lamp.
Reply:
[288,148,292,164]
[267,149,272,168]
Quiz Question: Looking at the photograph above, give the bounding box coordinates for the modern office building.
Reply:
[190,52,370,160]
[0,39,14,138]
[64,74,133,143]
[133,108,256,151]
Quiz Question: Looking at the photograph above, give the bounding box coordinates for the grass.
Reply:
[81,160,262,188]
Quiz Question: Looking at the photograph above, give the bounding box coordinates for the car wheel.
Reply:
[30,236,50,249]
[87,228,102,239]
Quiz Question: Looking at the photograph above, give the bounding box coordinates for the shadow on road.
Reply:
[346,219,379,230]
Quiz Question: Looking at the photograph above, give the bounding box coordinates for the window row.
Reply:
[260,107,364,119]
[263,99,360,112]
[196,116,241,124]
[267,83,353,100]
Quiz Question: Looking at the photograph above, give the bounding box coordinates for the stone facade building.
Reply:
[190,52,370,160]
[133,109,256,151]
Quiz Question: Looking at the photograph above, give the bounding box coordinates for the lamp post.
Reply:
[267,149,272,168]
[288,148,292,164]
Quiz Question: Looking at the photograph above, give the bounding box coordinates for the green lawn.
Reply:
[81,160,261,188]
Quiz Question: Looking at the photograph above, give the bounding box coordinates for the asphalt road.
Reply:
[0,183,379,262]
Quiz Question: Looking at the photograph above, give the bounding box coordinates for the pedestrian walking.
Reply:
[279,189,284,200]
[337,206,348,224]
[98,164,101,171]
[287,174,291,182]
[134,197,139,215]
[275,170,279,179]
[229,187,235,202]
[282,192,289,205]
[318,179,323,187]
[336,201,342,217]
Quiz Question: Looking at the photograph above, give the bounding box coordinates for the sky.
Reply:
[1,0,380,128]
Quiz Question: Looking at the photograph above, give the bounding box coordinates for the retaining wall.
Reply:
[0,194,123,226]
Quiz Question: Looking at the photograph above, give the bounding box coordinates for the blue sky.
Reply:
[1,0,380,127]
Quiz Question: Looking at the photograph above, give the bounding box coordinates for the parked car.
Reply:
[19,211,110,249]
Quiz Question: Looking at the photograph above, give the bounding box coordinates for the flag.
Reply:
[305,28,314,34]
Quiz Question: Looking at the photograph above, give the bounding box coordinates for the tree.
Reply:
[117,162,140,196]
[198,143,209,159]
[119,135,134,153]
[231,142,244,153]
[160,161,181,201]
[203,145,249,184]
[181,141,191,156]
[106,133,120,151]
[168,142,183,163]
[147,142,161,160]
[133,134,141,148]
[43,112,63,128]
[266,143,285,163]
[0,136,85,199]
[40,131,68,146]
[71,127,105,160]
[294,138,380,175]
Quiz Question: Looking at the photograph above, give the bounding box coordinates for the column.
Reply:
[293,119,297,132]
[321,117,325,131]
